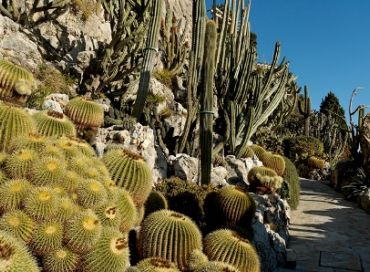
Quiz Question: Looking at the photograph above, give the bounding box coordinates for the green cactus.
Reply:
[199,20,217,185]
[31,221,63,255]
[0,210,36,243]
[249,145,266,160]
[10,133,47,153]
[65,97,104,129]
[76,179,108,209]
[64,209,102,253]
[138,210,202,270]
[4,149,37,179]
[111,188,138,232]
[43,247,80,272]
[23,186,58,221]
[255,174,284,192]
[60,170,80,193]
[144,191,168,218]
[247,166,278,186]
[0,59,34,102]
[54,137,82,158]
[298,85,312,136]
[40,143,66,161]
[54,197,79,223]
[187,249,209,271]
[307,156,325,170]
[33,110,76,137]
[136,257,180,272]
[213,185,256,229]
[203,229,260,272]
[193,261,239,272]
[94,202,122,228]
[240,146,255,159]
[0,178,32,211]
[103,149,153,207]
[0,103,35,152]
[83,228,130,272]
[0,230,40,272]
[30,156,66,186]
[282,156,300,209]
[260,152,286,176]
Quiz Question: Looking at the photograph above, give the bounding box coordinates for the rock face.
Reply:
[358,189,370,214]
[225,155,263,185]
[251,193,290,272]
[360,113,370,171]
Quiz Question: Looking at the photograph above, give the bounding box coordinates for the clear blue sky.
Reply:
[206,0,370,115]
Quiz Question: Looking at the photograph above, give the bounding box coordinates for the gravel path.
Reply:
[279,178,370,272]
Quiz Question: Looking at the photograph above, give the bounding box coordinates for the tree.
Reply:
[320,91,345,119]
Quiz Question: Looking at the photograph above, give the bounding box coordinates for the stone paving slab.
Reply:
[278,179,370,272]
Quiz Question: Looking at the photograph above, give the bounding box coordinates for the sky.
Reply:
[205,0,370,116]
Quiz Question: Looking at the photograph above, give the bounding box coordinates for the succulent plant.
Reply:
[240,146,255,159]
[307,156,325,170]
[0,230,40,272]
[247,166,278,186]
[250,145,266,160]
[282,156,300,209]
[0,178,32,211]
[193,261,239,272]
[24,186,59,221]
[260,152,286,176]
[187,249,209,271]
[0,210,36,243]
[103,149,153,207]
[214,185,256,228]
[144,191,168,218]
[76,179,108,209]
[40,143,66,161]
[65,97,104,129]
[138,210,202,270]
[255,174,284,192]
[94,201,122,228]
[31,221,63,255]
[0,103,35,152]
[203,229,260,272]
[136,257,180,272]
[43,247,80,272]
[54,197,79,223]
[10,133,47,153]
[0,59,34,102]
[33,111,76,137]
[111,188,137,232]
[83,228,130,272]
[30,156,66,186]
[4,149,37,179]
[64,209,102,253]
[60,170,80,192]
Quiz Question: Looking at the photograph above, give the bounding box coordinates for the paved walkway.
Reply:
[280,178,370,272]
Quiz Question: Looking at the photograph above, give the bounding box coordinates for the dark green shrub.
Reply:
[282,156,300,209]
[283,135,324,160]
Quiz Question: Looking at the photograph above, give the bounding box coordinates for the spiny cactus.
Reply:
[298,85,312,136]
[307,156,325,170]
[103,149,153,207]
[187,249,209,271]
[0,210,36,243]
[33,110,76,137]
[0,59,34,102]
[260,152,286,176]
[203,229,260,272]
[83,228,130,272]
[24,186,59,221]
[76,179,108,209]
[43,247,80,272]
[31,221,63,255]
[54,197,79,223]
[4,149,37,179]
[255,174,284,192]
[111,188,137,232]
[282,156,300,209]
[214,185,256,228]
[0,230,40,272]
[240,146,255,159]
[64,209,102,253]
[144,190,168,218]
[0,103,35,152]
[138,210,203,270]
[136,257,180,272]
[247,166,278,186]
[94,201,122,228]
[249,145,266,160]
[10,133,47,153]
[0,178,32,211]
[30,156,66,186]
[65,97,104,129]
[193,261,239,272]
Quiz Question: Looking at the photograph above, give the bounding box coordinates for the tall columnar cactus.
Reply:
[0,103,35,152]
[298,85,312,136]
[199,20,217,185]
[132,0,164,119]
[138,210,202,270]
[65,97,104,129]
[0,60,34,103]
[260,152,286,176]
[203,229,260,272]
[33,111,76,137]
[282,156,300,209]
[102,149,153,207]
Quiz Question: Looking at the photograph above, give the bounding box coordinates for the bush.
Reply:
[283,135,324,160]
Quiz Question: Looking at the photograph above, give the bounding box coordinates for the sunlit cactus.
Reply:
[33,110,76,137]
[65,97,104,129]
[43,247,80,272]
[249,145,266,160]
[0,178,32,211]
[10,133,47,153]
[24,186,59,221]
[0,210,36,243]
[260,152,286,176]
[76,179,108,209]
[4,149,37,179]
[31,221,63,255]
[136,257,180,272]
[30,156,66,186]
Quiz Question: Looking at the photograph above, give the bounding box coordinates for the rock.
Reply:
[358,189,370,214]
[44,93,70,109]
[251,193,290,271]
[95,97,111,112]
[211,166,228,186]
[0,15,43,70]
[168,154,198,183]
[225,156,263,185]
[42,99,63,113]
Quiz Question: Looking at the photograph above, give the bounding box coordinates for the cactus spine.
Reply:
[199,20,217,185]
[298,85,312,136]
[33,111,76,137]
[132,0,164,119]
[65,97,104,129]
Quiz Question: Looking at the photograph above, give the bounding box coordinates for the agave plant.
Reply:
[342,167,370,200]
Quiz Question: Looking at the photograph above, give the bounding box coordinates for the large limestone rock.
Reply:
[225,155,263,185]
[360,113,370,171]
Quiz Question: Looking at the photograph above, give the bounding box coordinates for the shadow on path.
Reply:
[282,178,370,272]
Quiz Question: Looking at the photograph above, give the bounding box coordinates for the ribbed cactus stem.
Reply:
[199,21,217,185]
[298,85,312,136]
[358,106,365,129]
[132,0,163,120]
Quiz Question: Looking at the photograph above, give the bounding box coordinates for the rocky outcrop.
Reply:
[225,155,263,185]
[252,193,290,272]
